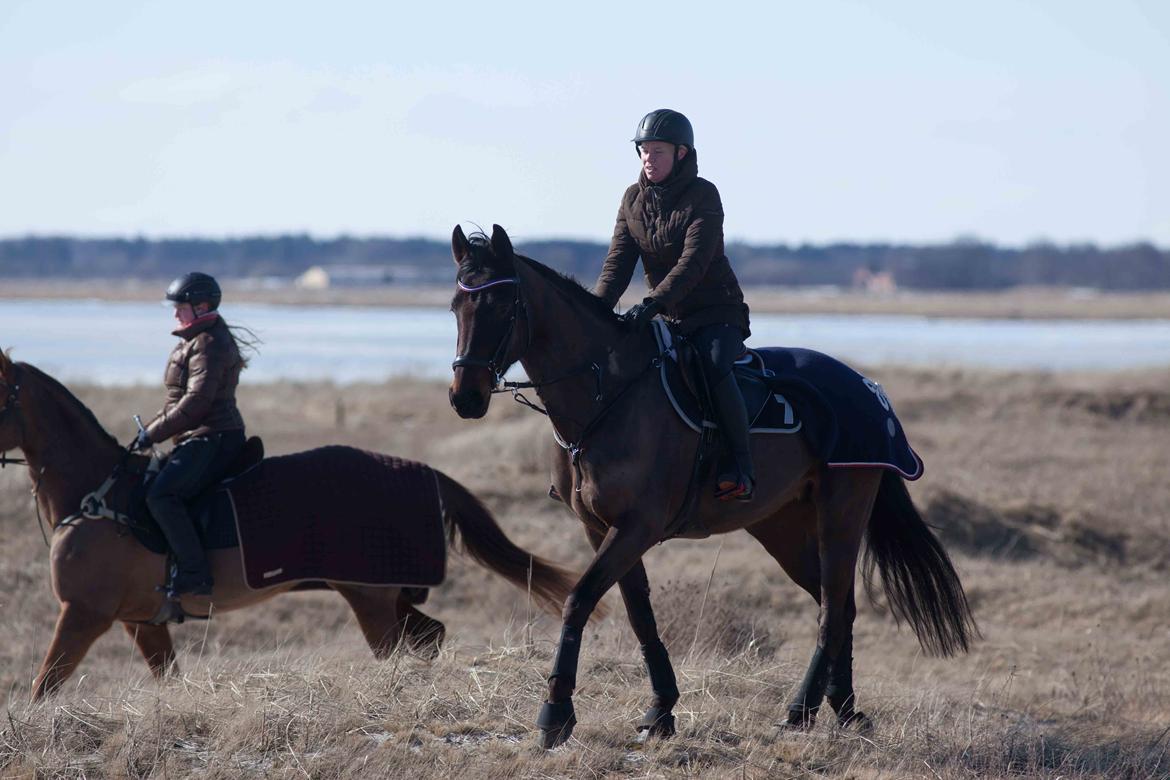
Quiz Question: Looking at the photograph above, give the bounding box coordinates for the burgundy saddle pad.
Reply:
[225,446,447,590]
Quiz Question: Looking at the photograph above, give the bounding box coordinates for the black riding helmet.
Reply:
[165,272,222,310]
[632,108,694,153]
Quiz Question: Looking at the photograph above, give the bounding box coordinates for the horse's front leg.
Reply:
[31,602,114,701]
[583,525,679,740]
[539,520,658,749]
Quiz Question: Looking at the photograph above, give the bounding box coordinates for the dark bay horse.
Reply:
[448,225,977,748]
[0,350,577,702]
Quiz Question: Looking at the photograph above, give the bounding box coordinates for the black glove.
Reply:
[621,298,662,329]
[132,429,152,452]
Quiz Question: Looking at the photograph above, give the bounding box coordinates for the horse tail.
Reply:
[434,470,578,617]
[862,470,979,656]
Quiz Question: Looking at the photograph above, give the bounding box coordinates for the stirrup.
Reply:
[171,572,214,596]
[715,472,754,501]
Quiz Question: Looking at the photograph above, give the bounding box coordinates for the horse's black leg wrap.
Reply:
[825,636,855,720]
[638,640,679,737]
[825,637,871,729]
[548,623,582,697]
[787,645,832,727]
[538,624,584,748]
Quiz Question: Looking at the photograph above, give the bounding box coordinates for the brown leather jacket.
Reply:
[594,149,750,336]
[146,314,245,444]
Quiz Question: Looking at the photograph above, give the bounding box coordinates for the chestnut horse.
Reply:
[448,225,977,748]
[0,350,576,701]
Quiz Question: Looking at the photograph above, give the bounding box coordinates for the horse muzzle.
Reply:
[449,373,491,419]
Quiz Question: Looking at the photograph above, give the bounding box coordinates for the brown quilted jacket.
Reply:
[145,314,245,444]
[593,149,750,335]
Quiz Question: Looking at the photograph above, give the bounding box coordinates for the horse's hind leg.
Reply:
[31,602,114,701]
[122,622,177,679]
[333,585,406,659]
[398,598,446,659]
[787,468,880,729]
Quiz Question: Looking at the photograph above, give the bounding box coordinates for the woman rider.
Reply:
[593,108,755,501]
[134,272,247,595]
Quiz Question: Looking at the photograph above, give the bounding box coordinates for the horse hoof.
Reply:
[782,705,817,730]
[838,710,873,733]
[536,700,576,749]
[636,706,676,741]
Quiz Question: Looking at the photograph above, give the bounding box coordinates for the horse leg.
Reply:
[584,525,679,740]
[749,504,872,731]
[397,597,446,659]
[539,521,658,749]
[333,585,405,660]
[785,468,880,729]
[122,622,177,679]
[31,602,114,701]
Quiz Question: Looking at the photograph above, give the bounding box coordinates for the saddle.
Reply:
[651,320,801,437]
[92,435,267,555]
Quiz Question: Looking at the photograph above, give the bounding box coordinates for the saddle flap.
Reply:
[653,320,800,435]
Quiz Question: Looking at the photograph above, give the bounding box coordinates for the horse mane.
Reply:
[457,231,619,325]
[17,362,120,448]
[514,254,621,325]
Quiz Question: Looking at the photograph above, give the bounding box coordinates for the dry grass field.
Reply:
[2,364,1170,778]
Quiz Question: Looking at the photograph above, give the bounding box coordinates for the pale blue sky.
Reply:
[2,1,1167,245]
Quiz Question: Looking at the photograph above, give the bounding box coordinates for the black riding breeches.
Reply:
[688,323,747,385]
[146,430,245,529]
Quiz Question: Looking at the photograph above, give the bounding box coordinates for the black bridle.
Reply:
[452,275,606,413]
[451,276,527,387]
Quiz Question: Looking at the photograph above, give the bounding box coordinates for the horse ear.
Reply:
[490,224,514,259]
[451,225,470,265]
[0,349,10,378]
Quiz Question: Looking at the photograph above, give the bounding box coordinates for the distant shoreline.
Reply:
[3,278,1170,320]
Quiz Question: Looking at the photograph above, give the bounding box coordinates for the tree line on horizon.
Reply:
[2,235,1168,290]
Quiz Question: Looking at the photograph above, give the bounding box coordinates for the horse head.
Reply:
[448,224,529,419]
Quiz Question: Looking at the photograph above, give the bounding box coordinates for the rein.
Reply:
[455,272,667,488]
[550,352,663,491]
[0,364,138,545]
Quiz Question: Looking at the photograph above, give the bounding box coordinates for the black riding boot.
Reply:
[149,499,213,595]
[711,374,755,501]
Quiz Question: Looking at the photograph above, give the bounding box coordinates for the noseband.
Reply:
[452,276,527,388]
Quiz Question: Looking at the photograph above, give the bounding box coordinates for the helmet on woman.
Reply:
[165,272,222,310]
[632,109,694,150]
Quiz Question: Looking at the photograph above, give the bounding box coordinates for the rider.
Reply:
[594,109,755,501]
[136,272,247,595]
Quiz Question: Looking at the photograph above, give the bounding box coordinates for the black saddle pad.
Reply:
[652,321,923,479]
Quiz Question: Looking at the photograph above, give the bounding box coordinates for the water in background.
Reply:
[2,299,1168,385]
